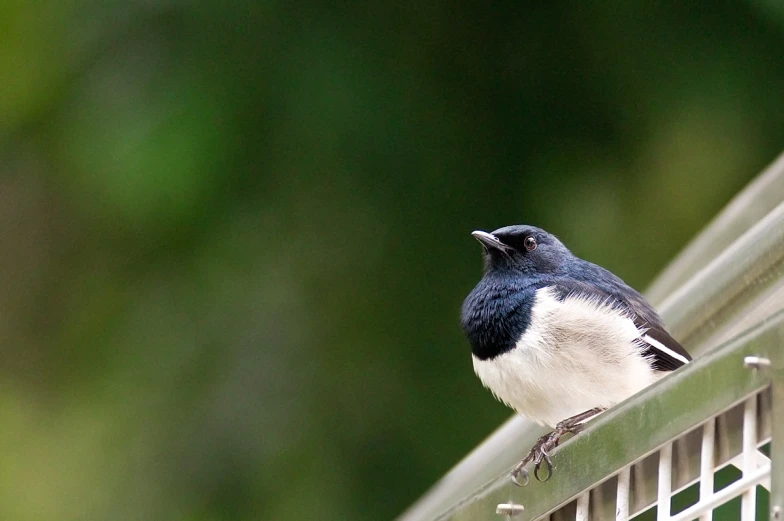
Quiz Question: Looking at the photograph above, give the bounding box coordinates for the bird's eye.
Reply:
[524,236,537,251]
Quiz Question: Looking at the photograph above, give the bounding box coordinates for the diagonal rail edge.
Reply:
[647,150,784,304]
[432,308,784,521]
[657,200,784,352]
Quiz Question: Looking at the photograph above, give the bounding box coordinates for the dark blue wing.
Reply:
[546,276,692,372]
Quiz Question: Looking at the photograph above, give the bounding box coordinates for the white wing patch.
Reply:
[472,286,662,427]
[641,333,691,366]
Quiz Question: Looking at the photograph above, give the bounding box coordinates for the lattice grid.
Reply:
[539,389,772,521]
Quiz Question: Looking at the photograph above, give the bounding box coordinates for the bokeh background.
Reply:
[2,2,784,520]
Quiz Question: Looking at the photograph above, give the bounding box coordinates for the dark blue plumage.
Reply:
[461,225,690,367]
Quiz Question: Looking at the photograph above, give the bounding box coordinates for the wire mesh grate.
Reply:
[543,389,772,521]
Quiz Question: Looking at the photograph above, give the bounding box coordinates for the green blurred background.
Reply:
[2,2,784,520]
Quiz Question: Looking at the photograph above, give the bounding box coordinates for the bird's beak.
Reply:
[471,230,508,251]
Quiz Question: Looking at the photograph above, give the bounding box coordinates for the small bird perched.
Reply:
[460,225,691,485]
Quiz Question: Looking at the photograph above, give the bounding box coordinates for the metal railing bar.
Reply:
[629,433,770,519]
[698,419,715,521]
[616,468,630,521]
[657,200,784,354]
[576,493,589,521]
[623,385,771,520]
[667,465,770,521]
[542,395,773,521]
[657,445,673,521]
[772,332,784,521]
[647,151,784,305]
[741,397,758,521]
[714,278,784,362]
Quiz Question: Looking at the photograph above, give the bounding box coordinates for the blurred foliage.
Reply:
[1,1,783,520]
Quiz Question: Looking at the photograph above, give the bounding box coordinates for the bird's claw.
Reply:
[511,466,529,487]
[511,443,554,486]
[510,434,557,486]
[509,408,602,486]
[533,454,553,482]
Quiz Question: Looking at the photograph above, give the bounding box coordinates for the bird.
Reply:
[460,224,691,485]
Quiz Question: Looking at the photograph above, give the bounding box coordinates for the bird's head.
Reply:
[471,225,572,276]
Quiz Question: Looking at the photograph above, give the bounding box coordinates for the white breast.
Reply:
[472,286,660,427]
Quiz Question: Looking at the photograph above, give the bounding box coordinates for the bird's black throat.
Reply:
[460,275,535,361]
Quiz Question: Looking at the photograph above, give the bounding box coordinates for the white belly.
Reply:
[472,286,659,427]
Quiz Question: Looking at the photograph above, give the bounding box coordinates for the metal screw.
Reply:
[772,505,781,520]
[496,502,525,517]
[744,356,771,369]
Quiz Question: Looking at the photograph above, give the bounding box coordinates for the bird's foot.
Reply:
[510,431,557,486]
[511,408,604,486]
